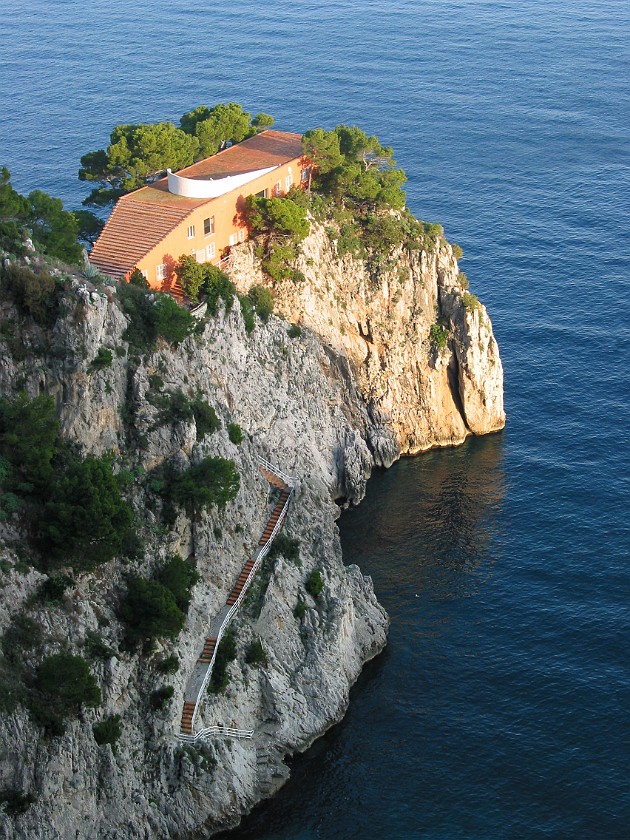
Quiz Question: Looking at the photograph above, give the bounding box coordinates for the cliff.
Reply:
[0,222,503,839]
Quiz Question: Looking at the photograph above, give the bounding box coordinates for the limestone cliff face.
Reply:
[229,222,505,470]
[0,222,503,839]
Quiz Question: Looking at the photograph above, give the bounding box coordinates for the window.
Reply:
[203,216,215,236]
[156,264,166,281]
[301,167,310,183]
[187,225,195,239]
[206,242,216,260]
[255,188,268,199]
[238,228,246,242]
[229,233,238,246]
[141,269,149,281]
[273,180,282,196]
[195,250,205,264]
[285,171,293,191]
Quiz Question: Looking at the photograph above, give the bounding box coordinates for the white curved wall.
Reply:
[167,166,277,199]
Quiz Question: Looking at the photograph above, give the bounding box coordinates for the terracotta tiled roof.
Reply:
[177,129,304,180]
[90,198,194,278]
[90,130,304,277]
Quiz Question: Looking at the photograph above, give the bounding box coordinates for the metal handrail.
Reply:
[179,726,253,743]
[182,484,294,737]
[258,457,297,487]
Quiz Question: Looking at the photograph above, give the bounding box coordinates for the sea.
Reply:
[1,1,629,838]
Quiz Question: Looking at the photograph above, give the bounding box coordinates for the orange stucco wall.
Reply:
[133,157,307,290]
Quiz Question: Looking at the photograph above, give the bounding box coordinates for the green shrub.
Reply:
[150,685,174,711]
[31,653,101,734]
[148,373,164,391]
[227,422,243,445]
[0,789,35,817]
[452,243,463,260]
[156,554,199,613]
[0,392,59,492]
[429,320,450,353]
[156,655,179,674]
[305,569,324,598]
[192,398,220,437]
[239,294,255,334]
[1,264,60,326]
[38,573,74,602]
[84,632,116,661]
[89,346,113,372]
[260,243,298,282]
[245,639,267,667]
[269,534,300,566]
[174,254,204,301]
[458,271,469,290]
[293,599,307,620]
[247,285,274,321]
[118,285,195,351]
[154,293,195,345]
[93,714,122,747]
[118,282,156,350]
[2,613,43,665]
[128,268,149,288]
[169,456,240,516]
[118,574,186,648]
[209,629,237,693]
[39,454,135,571]
[203,265,236,315]
[287,324,302,339]
[462,291,481,312]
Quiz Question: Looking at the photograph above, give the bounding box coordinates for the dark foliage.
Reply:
[93,714,122,747]
[169,456,240,516]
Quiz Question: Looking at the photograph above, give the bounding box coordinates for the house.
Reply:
[90,130,309,292]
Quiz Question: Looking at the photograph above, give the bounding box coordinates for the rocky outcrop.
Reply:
[0,220,503,839]
[229,222,505,465]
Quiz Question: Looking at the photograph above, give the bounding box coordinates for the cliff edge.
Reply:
[0,218,503,839]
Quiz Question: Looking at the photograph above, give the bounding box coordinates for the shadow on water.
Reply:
[216,435,508,840]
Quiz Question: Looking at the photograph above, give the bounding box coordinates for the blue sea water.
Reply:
[1,1,629,837]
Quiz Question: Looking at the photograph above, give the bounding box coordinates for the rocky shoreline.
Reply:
[0,221,503,838]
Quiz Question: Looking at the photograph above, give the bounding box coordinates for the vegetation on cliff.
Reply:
[79,102,274,206]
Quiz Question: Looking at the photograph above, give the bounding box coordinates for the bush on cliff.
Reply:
[247,284,274,321]
[118,575,186,649]
[208,629,237,693]
[0,263,61,326]
[30,653,101,735]
[169,456,240,516]
[156,554,199,613]
[39,454,135,571]
[118,283,195,351]
[305,569,324,598]
[93,714,122,748]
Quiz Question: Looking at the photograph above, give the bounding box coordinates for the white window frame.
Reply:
[273,180,282,196]
[156,264,166,281]
[238,228,246,242]
[204,216,215,237]
[195,250,205,264]
[141,269,149,281]
[206,242,216,260]
[285,173,293,191]
[229,233,238,246]
[187,224,195,239]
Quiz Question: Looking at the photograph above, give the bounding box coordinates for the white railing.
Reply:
[258,457,297,487]
[179,726,253,743]
[180,482,293,738]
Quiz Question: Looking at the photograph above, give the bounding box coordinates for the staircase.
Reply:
[168,277,185,302]
[176,460,296,743]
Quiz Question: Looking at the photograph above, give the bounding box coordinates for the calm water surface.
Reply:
[1,1,629,837]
